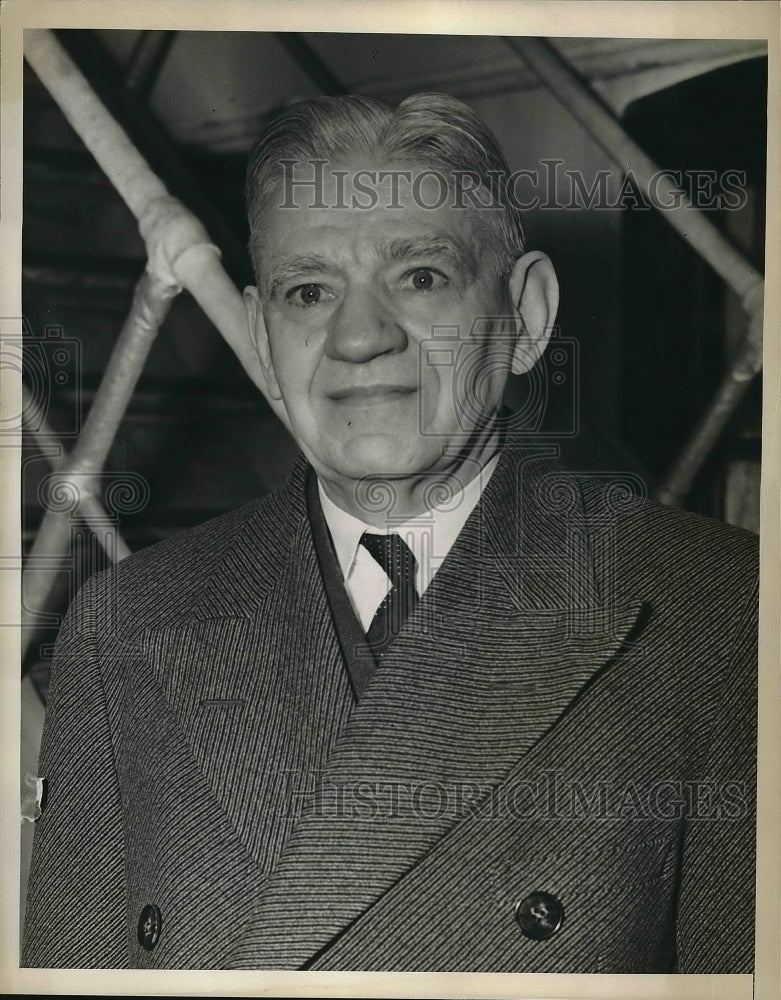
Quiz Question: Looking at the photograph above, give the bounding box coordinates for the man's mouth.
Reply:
[328,384,418,403]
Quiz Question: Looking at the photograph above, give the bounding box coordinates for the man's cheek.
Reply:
[417,364,450,433]
[275,369,312,416]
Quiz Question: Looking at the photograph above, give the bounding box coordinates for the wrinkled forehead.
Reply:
[261,155,496,213]
[251,157,507,278]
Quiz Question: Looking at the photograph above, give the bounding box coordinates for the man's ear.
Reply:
[507,251,560,374]
[243,285,282,401]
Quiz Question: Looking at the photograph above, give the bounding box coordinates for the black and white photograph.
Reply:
[2,1,779,996]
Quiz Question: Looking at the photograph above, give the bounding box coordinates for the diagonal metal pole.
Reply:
[505,36,763,300]
[505,36,765,505]
[22,383,133,565]
[56,28,250,286]
[23,29,260,388]
[21,272,178,659]
[654,300,763,507]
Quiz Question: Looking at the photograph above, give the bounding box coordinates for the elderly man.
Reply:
[23,94,757,973]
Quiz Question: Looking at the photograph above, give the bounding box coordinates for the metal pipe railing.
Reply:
[22,384,132,565]
[21,271,176,658]
[655,283,765,507]
[505,36,765,505]
[505,37,763,302]
[23,29,264,396]
[21,28,284,655]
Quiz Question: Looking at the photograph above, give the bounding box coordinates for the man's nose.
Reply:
[325,285,407,363]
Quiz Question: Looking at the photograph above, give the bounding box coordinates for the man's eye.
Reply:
[288,283,326,307]
[403,268,447,292]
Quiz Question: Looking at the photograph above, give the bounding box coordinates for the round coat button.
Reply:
[515,891,564,940]
[137,904,163,950]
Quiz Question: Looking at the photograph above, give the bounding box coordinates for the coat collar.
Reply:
[223,445,650,968]
[190,443,610,621]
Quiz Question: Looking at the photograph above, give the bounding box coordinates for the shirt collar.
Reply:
[318,453,500,587]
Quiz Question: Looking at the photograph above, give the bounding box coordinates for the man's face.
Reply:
[249,162,519,492]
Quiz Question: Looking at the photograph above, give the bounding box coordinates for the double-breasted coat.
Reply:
[22,447,758,971]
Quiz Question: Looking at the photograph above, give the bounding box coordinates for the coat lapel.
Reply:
[137,459,356,878]
[230,447,648,968]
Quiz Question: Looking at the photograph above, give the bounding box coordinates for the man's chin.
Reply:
[334,434,434,481]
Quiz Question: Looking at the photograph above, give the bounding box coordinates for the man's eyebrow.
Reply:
[380,235,479,278]
[266,254,334,297]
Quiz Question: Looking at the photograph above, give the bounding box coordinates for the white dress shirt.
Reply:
[318,454,500,631]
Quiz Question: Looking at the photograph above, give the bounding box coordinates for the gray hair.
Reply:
[245,93,525,283]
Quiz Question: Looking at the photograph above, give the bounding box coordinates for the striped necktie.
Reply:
[360,532,419,658]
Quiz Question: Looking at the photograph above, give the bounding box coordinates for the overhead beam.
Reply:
[273,33,347,95]
[125,30,177,99]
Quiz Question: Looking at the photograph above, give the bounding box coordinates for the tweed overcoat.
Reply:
[22,447,758,972]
